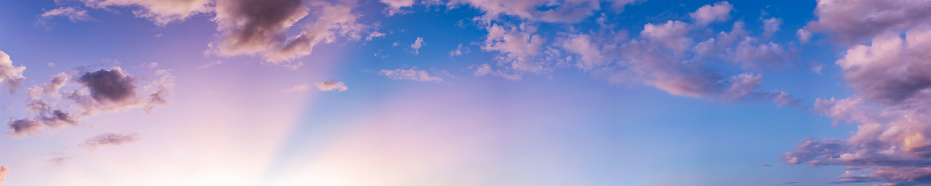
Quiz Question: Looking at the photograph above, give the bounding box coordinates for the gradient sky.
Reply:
[1,0,930,185]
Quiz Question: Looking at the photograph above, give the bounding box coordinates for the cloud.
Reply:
[0,165,7,185]
[806,0,931,44]
[81,133,139,150]
[449,43,469,56]
[762,17,781,39]
[316,81,348,92]
[782,24,931,185]
[209,0,366,64]
[7,119,42,137]
[380,0,414,15]
[28,72,69,100]
[451,0,639,23]
[410,37,424,54]
[40,7,93,22]
[197,60,223,69]
[77,68,137,104]
[552,2,798,105]
[379,68,444,83]
[7,67,174,137]
[481,24,549,76]
[366,31,385,41]
[797,28,812,44]
[0,51,26,94]
[836,25,931,105]
[561,34,606,70]
[79,0,211,26]
[641,20,692,52]
[283,84,310,92]
[689,1,732,26]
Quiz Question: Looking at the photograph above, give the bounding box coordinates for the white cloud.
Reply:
[797,28,812,43]
[689,1,732,26]
[40,7,93,22]
[410,37,424,54]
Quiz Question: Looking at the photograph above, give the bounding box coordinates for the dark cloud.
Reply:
[7,119,42,137]
[210,0,366,63]
[6,67,173,137]
[81,133,139,150]
[77,68,137,104]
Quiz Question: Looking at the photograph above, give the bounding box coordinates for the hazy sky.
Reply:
[1,0,930,185]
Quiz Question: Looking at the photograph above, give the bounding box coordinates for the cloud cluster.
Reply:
[0,51,26,94]
[210,0,367,64]
[477,23,552,78]
[782,18,931,184]
[79,0,212,26]
[81,133,139,150]
[6,67,174,137]
[379,68,444,83]
[549,4,797,104]
[805,0,931,44]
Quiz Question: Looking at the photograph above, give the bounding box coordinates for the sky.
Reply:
[0,0,930,185]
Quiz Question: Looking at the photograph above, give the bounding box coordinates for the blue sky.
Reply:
[1,0,930,185]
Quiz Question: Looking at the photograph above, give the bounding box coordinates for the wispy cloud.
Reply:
[379,68,443,83]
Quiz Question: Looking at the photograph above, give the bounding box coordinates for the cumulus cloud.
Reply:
[379,68,444,83]
[805,0,931,44]
[782,23,931,185]
[79,0,211,26]
[81,133,139,150]
[316,81,348,92]
[209,0,366,64]
[641,20,692,52]
[410,37,424,54]
[0,51,26,94]
[562,34,606,70]
[78,68,138,104]
[40,7,93,22]
[689,1,732,26]
[797,28,812,44]
[762,17,781,39]
[837,26,931,105]
[481,24,549,76]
